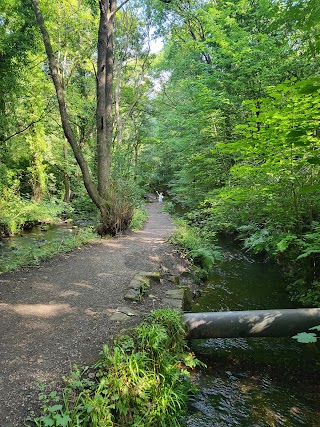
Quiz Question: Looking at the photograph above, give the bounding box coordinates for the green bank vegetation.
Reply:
[170,217,222,280]
[27,309,204,427]
[0,203,147,273]
[0,227,96,273]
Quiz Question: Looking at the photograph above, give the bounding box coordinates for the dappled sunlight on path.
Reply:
[0,302,73,317]
[0,202,188,426]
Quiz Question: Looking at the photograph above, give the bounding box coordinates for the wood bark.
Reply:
[96,0,130,196]
[115,56,124,145]
[31,0,102,210]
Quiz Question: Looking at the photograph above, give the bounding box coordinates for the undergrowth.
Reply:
[0,197,63,236]
[26,308,205,427]
[170,218,222,280]
[130,206,148,231]
[0,228,95,273]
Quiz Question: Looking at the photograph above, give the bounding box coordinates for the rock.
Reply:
[110,312,129,321]
[165,288,185,300]
[125,271,160,301]
[124,289,141,301]
[162,298,183,310]
[181,286,194,311]
[117,306,140,316]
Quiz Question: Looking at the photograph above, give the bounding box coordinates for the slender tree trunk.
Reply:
[133,132,139,181]
[62,143,72,203]
[31,0,102,210]
[115,56,124,145]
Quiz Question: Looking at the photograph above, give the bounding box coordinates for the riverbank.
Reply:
[0,203,192,426]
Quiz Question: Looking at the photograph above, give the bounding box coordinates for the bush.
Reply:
[0,227,96,273]
[28,309,205,427]
[98,179,144,236]
[130,206,148,231]
[0,195,63,236]
[170,219,222,279]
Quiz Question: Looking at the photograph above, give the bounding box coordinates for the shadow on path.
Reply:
[0,203,189,426]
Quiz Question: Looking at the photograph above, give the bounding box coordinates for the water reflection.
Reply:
[186,237,320,426]
[0,223,77,271]
[187,368,316,426]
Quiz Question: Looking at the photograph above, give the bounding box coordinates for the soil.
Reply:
[0,202,192,427]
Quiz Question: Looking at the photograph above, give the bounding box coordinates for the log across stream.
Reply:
[185,236,320,427]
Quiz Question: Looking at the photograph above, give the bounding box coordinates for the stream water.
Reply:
[0,223,76,271]
[186,237,320,427]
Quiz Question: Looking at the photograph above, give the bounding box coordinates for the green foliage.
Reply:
[185,76,320,303]
[0,196,63,236]
[242,228,275,255]
[129,205,148,231]
[171,219,222,278]
[138,0,320,306]
[99,179,144,236]
[69,195,98,222]
[0,227,95,273]
[28,308,204,427]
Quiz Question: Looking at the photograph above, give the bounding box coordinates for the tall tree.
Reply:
[30,0,166,233]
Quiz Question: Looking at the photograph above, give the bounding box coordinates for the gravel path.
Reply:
[0,203,190,426]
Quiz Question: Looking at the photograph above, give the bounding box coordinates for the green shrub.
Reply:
[170,219,222,279]
[69,195,99,222]
[98,179,144,236]
[0,228,95,273]
[28,308,205,427]
[130,206,148,231]
[0,195,64,235]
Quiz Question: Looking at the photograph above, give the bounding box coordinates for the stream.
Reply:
[186,236,320,427]
[0,223,77,271]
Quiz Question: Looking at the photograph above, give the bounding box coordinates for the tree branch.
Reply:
[113,0,131,16]
[3,115,45,143]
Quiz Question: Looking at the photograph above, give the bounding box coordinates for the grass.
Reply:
[26,308,205,427]
[0,228,96,273]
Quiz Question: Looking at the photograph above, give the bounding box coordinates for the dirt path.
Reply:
[0,203,190,427]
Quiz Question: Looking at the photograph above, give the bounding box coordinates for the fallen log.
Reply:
[182,308,320,339]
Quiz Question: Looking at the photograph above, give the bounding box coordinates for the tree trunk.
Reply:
[115,56,124,146]
[97,0,116,199]
[31,0,131,235]
[31,0,102,211]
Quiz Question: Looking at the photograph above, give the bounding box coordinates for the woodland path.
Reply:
[0,202,190,427]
